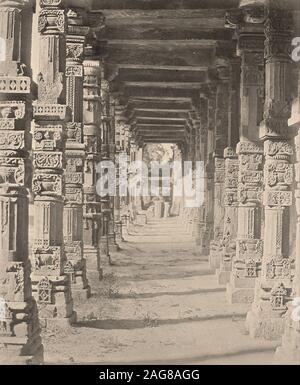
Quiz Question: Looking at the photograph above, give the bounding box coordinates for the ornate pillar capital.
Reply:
[264,8,293,62]
[226,5,266,56]
[226,5,267,30]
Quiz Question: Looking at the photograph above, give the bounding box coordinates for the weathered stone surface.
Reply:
[30,0,76,327]
[64,7,91,301]
[226,14,265,303]
[246,7,295,340]
[0,0,43,364]
[1,0,300,366]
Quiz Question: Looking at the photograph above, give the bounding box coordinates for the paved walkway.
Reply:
[43,217,280,364]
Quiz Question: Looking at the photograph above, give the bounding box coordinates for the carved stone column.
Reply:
[216,148,239,285]
[31,0,76,327]
[275,120,300,363]
[195,96,210,255]
[204,87,216,257]
[216,59,240,285]
[187,121,197,235]
[108,95,119,249]
[63,7,90,300]
[113,104,125,244]
[193,116,205,250]
[226,7,265,303]
[99,78,119,254]
[0,0,43,363]
[209,75,229,269]
[83,48,102,279]
[246,7,295,340]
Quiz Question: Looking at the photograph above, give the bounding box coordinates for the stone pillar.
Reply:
[127,139,137,224]
[171,144,182,216]
[100,78,119,254]
[195,96,210,255]
[226,8,265,303]
[202,88,216,256]
[193,117,205,249]
[115,114,130,238]
[0,0,43,364]
[186,121,197,235]
[63,7,90,300]
[216,59,240,285]
[275,118,300,363]
[108,96,119,249]
[113,106,125,244]
[216,148,239,284]
[31,0,76,327]
[246,6,295,340]
[209,76,229,269]
[82,48,102,279]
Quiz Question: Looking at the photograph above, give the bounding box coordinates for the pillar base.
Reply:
[0,298,44,365]
[0,340,44,365]
[215,269,231,285]
[226,275,255,304]
[100,240,120,254]
[195,237,212,256]
[31,274,76,328]
[71,285,91,302]
[39,311,77,330]
[193,245,209,260]
[209,241,222,269]
[245,307,285,340]
[275,325,300,364]
[66,259,91,301]
[135,213,147,225]
[84,246,102,281]
[209,253,221,269]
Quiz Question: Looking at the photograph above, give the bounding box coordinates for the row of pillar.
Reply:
[187,4,299,363]
[0,1,118,363]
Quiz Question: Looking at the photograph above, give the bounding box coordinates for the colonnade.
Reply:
[0,0,299,364]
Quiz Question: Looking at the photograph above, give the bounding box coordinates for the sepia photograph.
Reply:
[0,0,300,371]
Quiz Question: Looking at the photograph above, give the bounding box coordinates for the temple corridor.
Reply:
[42,217,278,365]
[1,0,300,365]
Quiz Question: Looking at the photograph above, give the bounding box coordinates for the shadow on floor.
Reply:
[121,270,215,281]
[93,346,278,365]
[75,313,247,330]
[115,287,226,299]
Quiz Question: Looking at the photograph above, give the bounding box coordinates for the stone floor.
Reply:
[43,217,282,365]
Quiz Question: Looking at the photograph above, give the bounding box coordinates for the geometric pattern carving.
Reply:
[37,277,53,304]
[0,77,30,93]
[270,283,288,311]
